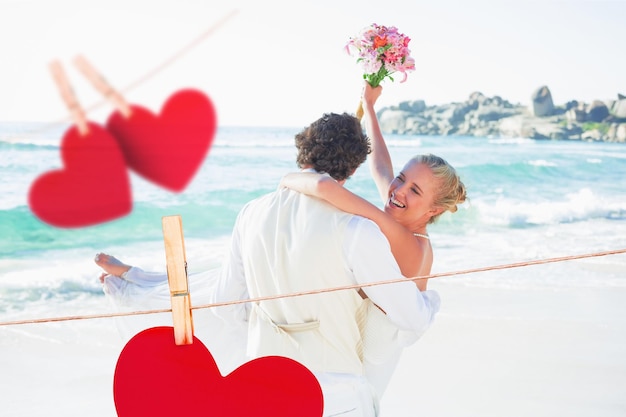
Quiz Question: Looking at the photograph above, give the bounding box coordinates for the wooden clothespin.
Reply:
[162,215,194,345]
[73,55,132,118]
[49,60,89,136]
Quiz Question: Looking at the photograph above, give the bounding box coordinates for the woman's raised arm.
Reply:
[362,83,394,204]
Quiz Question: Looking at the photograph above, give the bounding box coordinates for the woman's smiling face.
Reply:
[384,161,442,230]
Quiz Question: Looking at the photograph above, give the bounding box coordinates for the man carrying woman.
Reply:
[97,82,466,416]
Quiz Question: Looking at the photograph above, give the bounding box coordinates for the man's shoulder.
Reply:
[345,215,386,240]
[347,214,381,230]
[241,190,279,208]
[235,191,277,223]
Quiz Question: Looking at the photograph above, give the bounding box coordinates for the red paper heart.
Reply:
[28,122,132,228]
[106,89,217,192]
[114,327,323,417]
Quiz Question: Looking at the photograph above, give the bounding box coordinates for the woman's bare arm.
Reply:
[281,173,390,226]
[362,83,395,203]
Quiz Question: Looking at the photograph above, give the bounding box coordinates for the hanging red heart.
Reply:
[106,89,217,192]
[114,327,324,417]
[28,122,132,228]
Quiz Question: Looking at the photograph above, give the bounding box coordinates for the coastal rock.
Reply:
[531,86,555,117]
[566,108,586,123]
[607,123,626,142]
[564,100,579,111]
[586,100,610,122]
[440,103,473,124]
[581,129,604,141]
[398,100,426,113]
[611,98,626,118]
[618,124,626,142]
[498,115,526,137]
[521,115,574,140]
[375,86,625,143]
[472,105,518,122]
[468,91,488,106]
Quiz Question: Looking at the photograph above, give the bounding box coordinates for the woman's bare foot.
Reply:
[94,253,131,277]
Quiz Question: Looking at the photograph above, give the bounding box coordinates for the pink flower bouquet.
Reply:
[346,23,415,118]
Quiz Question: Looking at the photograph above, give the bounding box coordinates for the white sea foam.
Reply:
[472,188,626,227]
[528,159,558,167]
[488,137,536,145]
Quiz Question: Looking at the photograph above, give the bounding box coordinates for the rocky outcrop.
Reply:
[612,97,626,118]
[377,87,626,143]
[587,100,610,122]
[531,86,555,117]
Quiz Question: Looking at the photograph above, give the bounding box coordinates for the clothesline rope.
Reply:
[1,247,624,328]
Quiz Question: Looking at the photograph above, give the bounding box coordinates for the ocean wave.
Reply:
[0,122,67,148]
[470,188,626,227]
[384,138,423,148]
[0,279,105,315]
[527,159,558,167]
[0,199,239,258]
[0,138,59,150]
[461,159,562,189]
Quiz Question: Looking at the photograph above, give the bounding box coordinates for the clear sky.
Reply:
[0,0,624,127]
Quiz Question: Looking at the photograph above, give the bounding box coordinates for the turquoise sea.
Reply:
[1,122,625,324]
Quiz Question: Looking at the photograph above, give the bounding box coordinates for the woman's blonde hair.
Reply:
[409,154,467,224]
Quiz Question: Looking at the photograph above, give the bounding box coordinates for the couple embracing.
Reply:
[97,83,466,416]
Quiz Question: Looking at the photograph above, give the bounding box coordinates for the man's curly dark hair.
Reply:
[294,112,371,181]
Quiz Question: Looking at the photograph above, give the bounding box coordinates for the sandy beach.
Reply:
[381,279,626,416]
[2,277,625,417]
